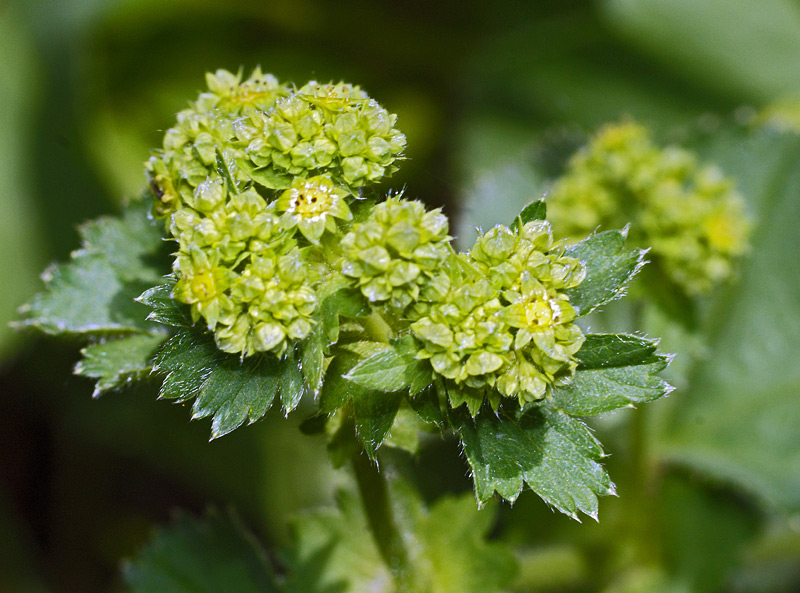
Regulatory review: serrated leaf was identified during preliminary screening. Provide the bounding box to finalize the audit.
[565,229,647,316]
[75,333,166,397]
[124,508,281,593]
[300,287,363,399]
[154,327,301,438]
[510,199,547,229]
[319,344,384,414]
[552,334,672,416]
[344,336,431,394]
[280,347,305,413]
[320,341,405,457]
[17,201,167,336]
[353,388,404,459]
[453,406,613,518]
[137,282,191,328]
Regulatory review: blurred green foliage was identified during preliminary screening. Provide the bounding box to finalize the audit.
[3,0,800,592]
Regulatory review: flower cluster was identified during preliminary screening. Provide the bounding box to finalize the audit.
[235,81,407,189]
[340,197,452,309]
[547,121,750,294]
[411,220,586,411]
[149,69,406,357]
[146,68,290,218]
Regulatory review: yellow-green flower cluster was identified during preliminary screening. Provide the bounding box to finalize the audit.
[547,121,750,294]
[411,220,586,410]
[146,68,290,217]
[235,81,406,189]
[340,197,451,309]
[170,186,319,358]
[149,69,408,358]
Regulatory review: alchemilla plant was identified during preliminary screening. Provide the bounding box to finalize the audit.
[19,68,701,591]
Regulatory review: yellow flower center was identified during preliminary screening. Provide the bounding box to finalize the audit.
[524,298,559,330]
[190,271,218,302]
[286,181,335,219]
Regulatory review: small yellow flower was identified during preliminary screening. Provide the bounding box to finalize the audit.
[276,176,352,243]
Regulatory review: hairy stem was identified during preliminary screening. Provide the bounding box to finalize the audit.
[351,451,414,591]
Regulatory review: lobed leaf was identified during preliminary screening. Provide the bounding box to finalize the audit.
[75,333,166,397]
[552,333,673,416]
[453,406,614,519]
[124,508,281,593]
[565,229,647,316]
[154,327,303,439]
[16,201,168,336]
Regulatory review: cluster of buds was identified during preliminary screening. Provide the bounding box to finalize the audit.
[149,69,406,357]
[340,197,452,309]
[547,121,750,294]
[148,68,594,412]
[411,221,586,411]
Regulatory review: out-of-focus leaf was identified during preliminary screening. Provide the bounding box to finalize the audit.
[16,201,166,336]
[410,490,517,593]
[453,406,614,519]
[286,490,390,593]
[566,230,647,316]
[604,0,800,103]
[124,508,281,593]
[75,333,166,396]
[657,473,758,593]
[656,127,800,511]
[286,483,516,593]
[551,334,672,416]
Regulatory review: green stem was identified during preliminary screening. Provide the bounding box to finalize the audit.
[351,451,414,591]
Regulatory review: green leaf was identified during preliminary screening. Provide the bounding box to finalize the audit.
[353,388,404,459]
[280,347,305,413]
[453,406,614,519]
[344,335,432,394]
[137,282,191,328]
[510,199,547,229]
[413,493,518,593]
[124,508,281,593]
[286,490,391,593]
[300,286,365,399]
[286,483,516,593]
[565,229,647,316]
[75,333,166,397]
[154,327,299,439]
[16,201,167,336]
[320,341,405,457]
[550,333,672,416]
